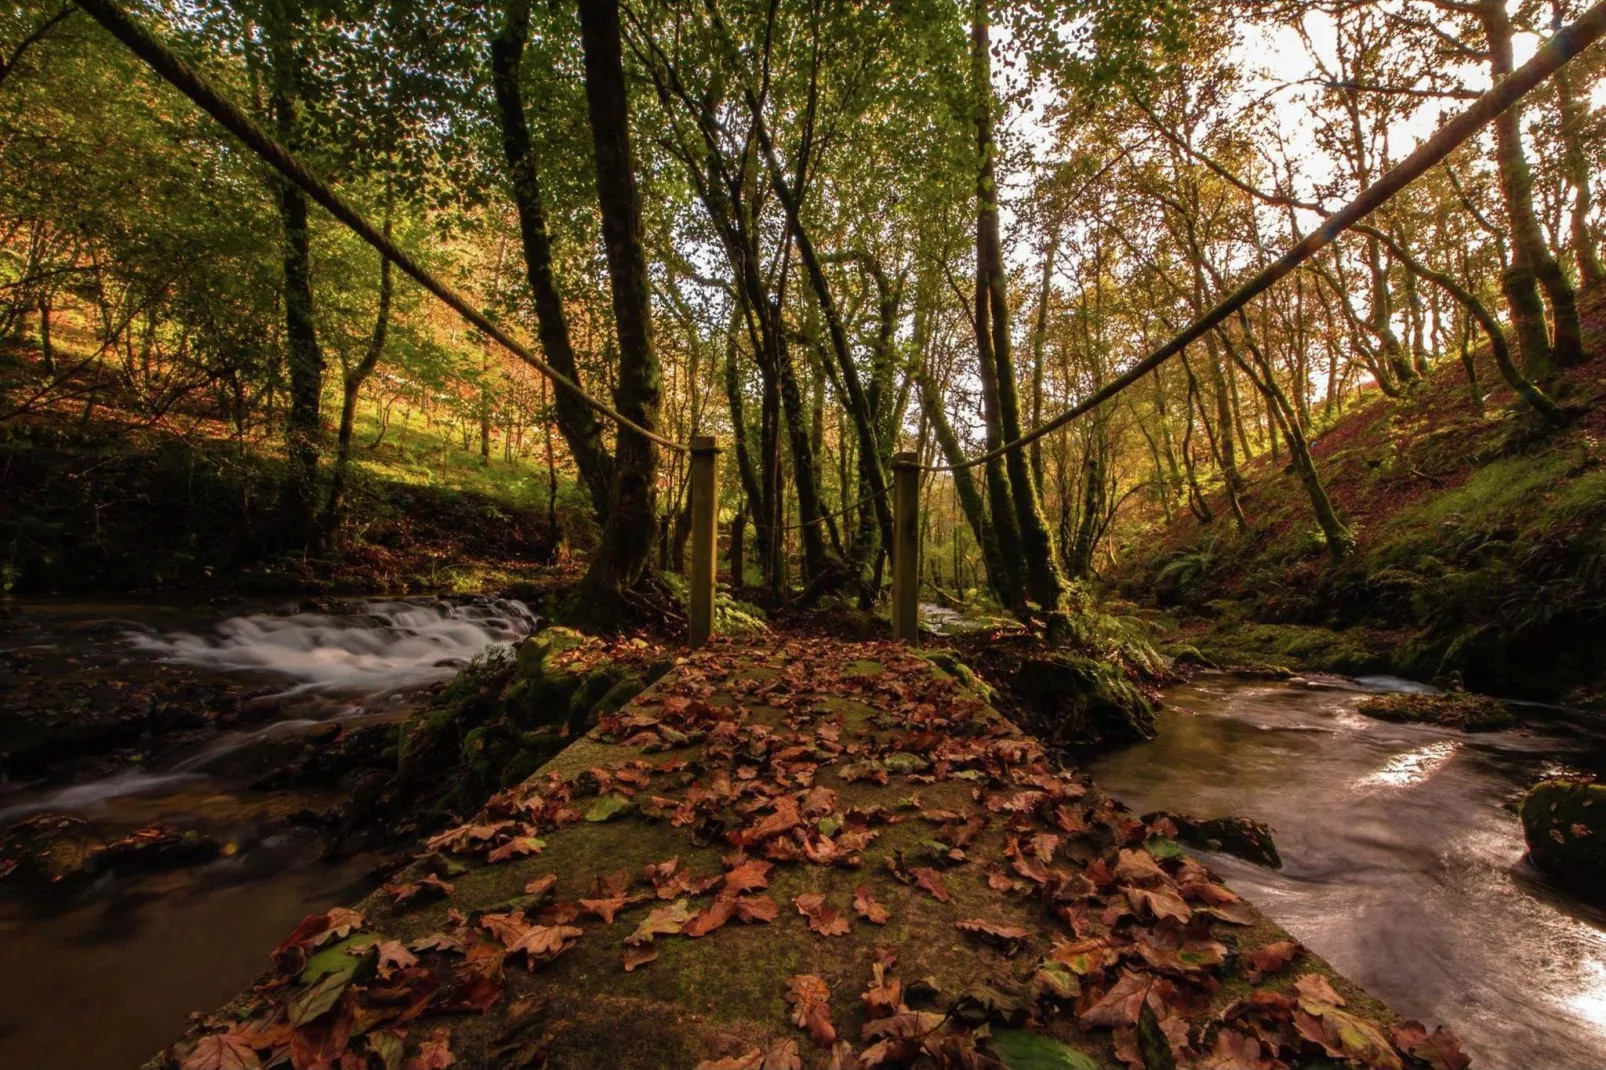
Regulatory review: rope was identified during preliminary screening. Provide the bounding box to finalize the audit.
[918,0,1606,473]
[782,485,890,531]
[75,0,687,454]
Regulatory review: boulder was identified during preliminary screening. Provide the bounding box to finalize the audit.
[1007,652,1157,746]
[1522,778,1606,890]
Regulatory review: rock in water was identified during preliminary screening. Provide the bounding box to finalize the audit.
[1522,778,1606,892]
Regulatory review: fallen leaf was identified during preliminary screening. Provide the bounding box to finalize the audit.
[585,793,634,822]
[956,918,1028,952]
[1078,970,1158,1029]
[1245,941,1300,981]
[723,859,773,894]
[487,836,546,864]
[1390,1022,1471,1070]
[407,1027,455,1070]
[986,1028,1099,1069]
[376,941,419,978]
[794,892,852,936]
[1293,972,1344,1006]
[1198,1027,1277,1069]
[578,895,644,924]
[1295,1002,1401,1070]
[622,945,658,972]
[763,1038,802,1070]
[182,1034,261,1070]
[785,974,836,1046]
[733,895,781,923]
[684,895,736,938]
[625,899,693,945]
[693,1051,763,1070]
[910,867,951,903]
[852,885,890,925]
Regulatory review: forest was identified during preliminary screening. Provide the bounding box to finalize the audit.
[2,0,1606,1068]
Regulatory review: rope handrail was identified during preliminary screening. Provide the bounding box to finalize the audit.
[782,485,891,531]
[917,0,1606,473]
[74,0,687,454]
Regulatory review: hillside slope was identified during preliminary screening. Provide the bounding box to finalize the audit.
[1114,286,1606,703]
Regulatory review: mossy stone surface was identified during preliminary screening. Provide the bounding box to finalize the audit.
[1522,779,1606,890]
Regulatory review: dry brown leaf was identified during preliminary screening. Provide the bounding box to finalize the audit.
[723,859,773,894]
[852,885,890,925]
[625,899,693,945]
[406,1027,455,1070]
[794,893,852,937]
[1293,972,1345,1007]
[182,1034,261,1070]
[785,974,837,1046]
[910,867,951,903]
[621,945,658,972]
[1245,940,1301,981]
[684,895,736,938]
[692,1051,763,1070]
[733,895,781,924]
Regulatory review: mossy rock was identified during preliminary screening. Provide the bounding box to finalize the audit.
[1356,691,1515,732]
[1522,779,1606,892]
[1154,813,1282,869]
[516,626,590,681]
[919,649,993,703]
[1009,653,1157,746]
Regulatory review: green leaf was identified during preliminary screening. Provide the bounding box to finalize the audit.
[585,793,634,822]
[288,970,354,1026]
[298,933,382,985]
[817,814,843,837]
[1146,837,1184,860]
[884,752,931,774]
[987,1029,1100,1070]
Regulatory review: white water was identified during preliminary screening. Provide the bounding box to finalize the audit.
[126,597,537,699]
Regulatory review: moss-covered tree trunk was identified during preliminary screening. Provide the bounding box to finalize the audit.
[973,1,1063,614]
[577,0,660,597]
[265,3,323,548]
[1480,0,1586,379]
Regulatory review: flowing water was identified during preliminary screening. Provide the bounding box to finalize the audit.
[5,601,1605,1068]
[0,596,537,1070]
[1091,673,1606,1070]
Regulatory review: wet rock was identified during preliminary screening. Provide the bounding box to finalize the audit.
[1149,811,1283,868]
[1006,652,1157,747]
[1357,691,1515,732]
[1521,778,1606,891]
[85,824,222,875]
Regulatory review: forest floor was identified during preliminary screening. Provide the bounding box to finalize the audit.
[0,319,586,599]
[1114,284,1606,704]
[147,634,1457,1070]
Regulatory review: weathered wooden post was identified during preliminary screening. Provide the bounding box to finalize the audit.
[891,451,919,643]
[688,435,720,648]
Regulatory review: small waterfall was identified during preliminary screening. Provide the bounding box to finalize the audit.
[125,596,538,699]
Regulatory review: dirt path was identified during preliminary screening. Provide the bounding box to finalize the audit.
[150,637,1464,1070]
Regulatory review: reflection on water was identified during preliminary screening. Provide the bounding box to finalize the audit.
[0,849,375,1070]
[1090,675,1606,1070]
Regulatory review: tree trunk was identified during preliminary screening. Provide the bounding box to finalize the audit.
[973,2,1063,614]
[1553,36,1605,288]
[492,0,615,517]
[915,367,1011,607]
[266,7,323,548]
[322,216,394,544]
[577,0,661,597]
[1480,0,1585,377]
[1029,234,1057,498]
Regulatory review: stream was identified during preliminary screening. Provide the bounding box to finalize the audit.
[1,602,1603,1068]
[0,596,536,1070]
[1091,673,1606,1070]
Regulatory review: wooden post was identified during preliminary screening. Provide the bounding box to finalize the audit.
[891,451,919,643]
[688,435,720,648]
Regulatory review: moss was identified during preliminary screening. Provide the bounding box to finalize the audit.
[1522,779,1606,892]
[1006,653,1157,746]
[1356,692,1515,731]
[919,649,993,702]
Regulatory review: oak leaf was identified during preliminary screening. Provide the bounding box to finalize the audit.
[723,859,773,894]
[1245,940,1301,981]
[909,867,950,903]
[684,895,736,938]
[794,892,851,936]
[852,885,890,925]
[625,899,693,945]
[486,836,546,864]
[785,974,837,1046]
[1389,1021,1470,1070]
[693,1052,763,1070]
[622,945,658,972]
[733,895,781,924]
